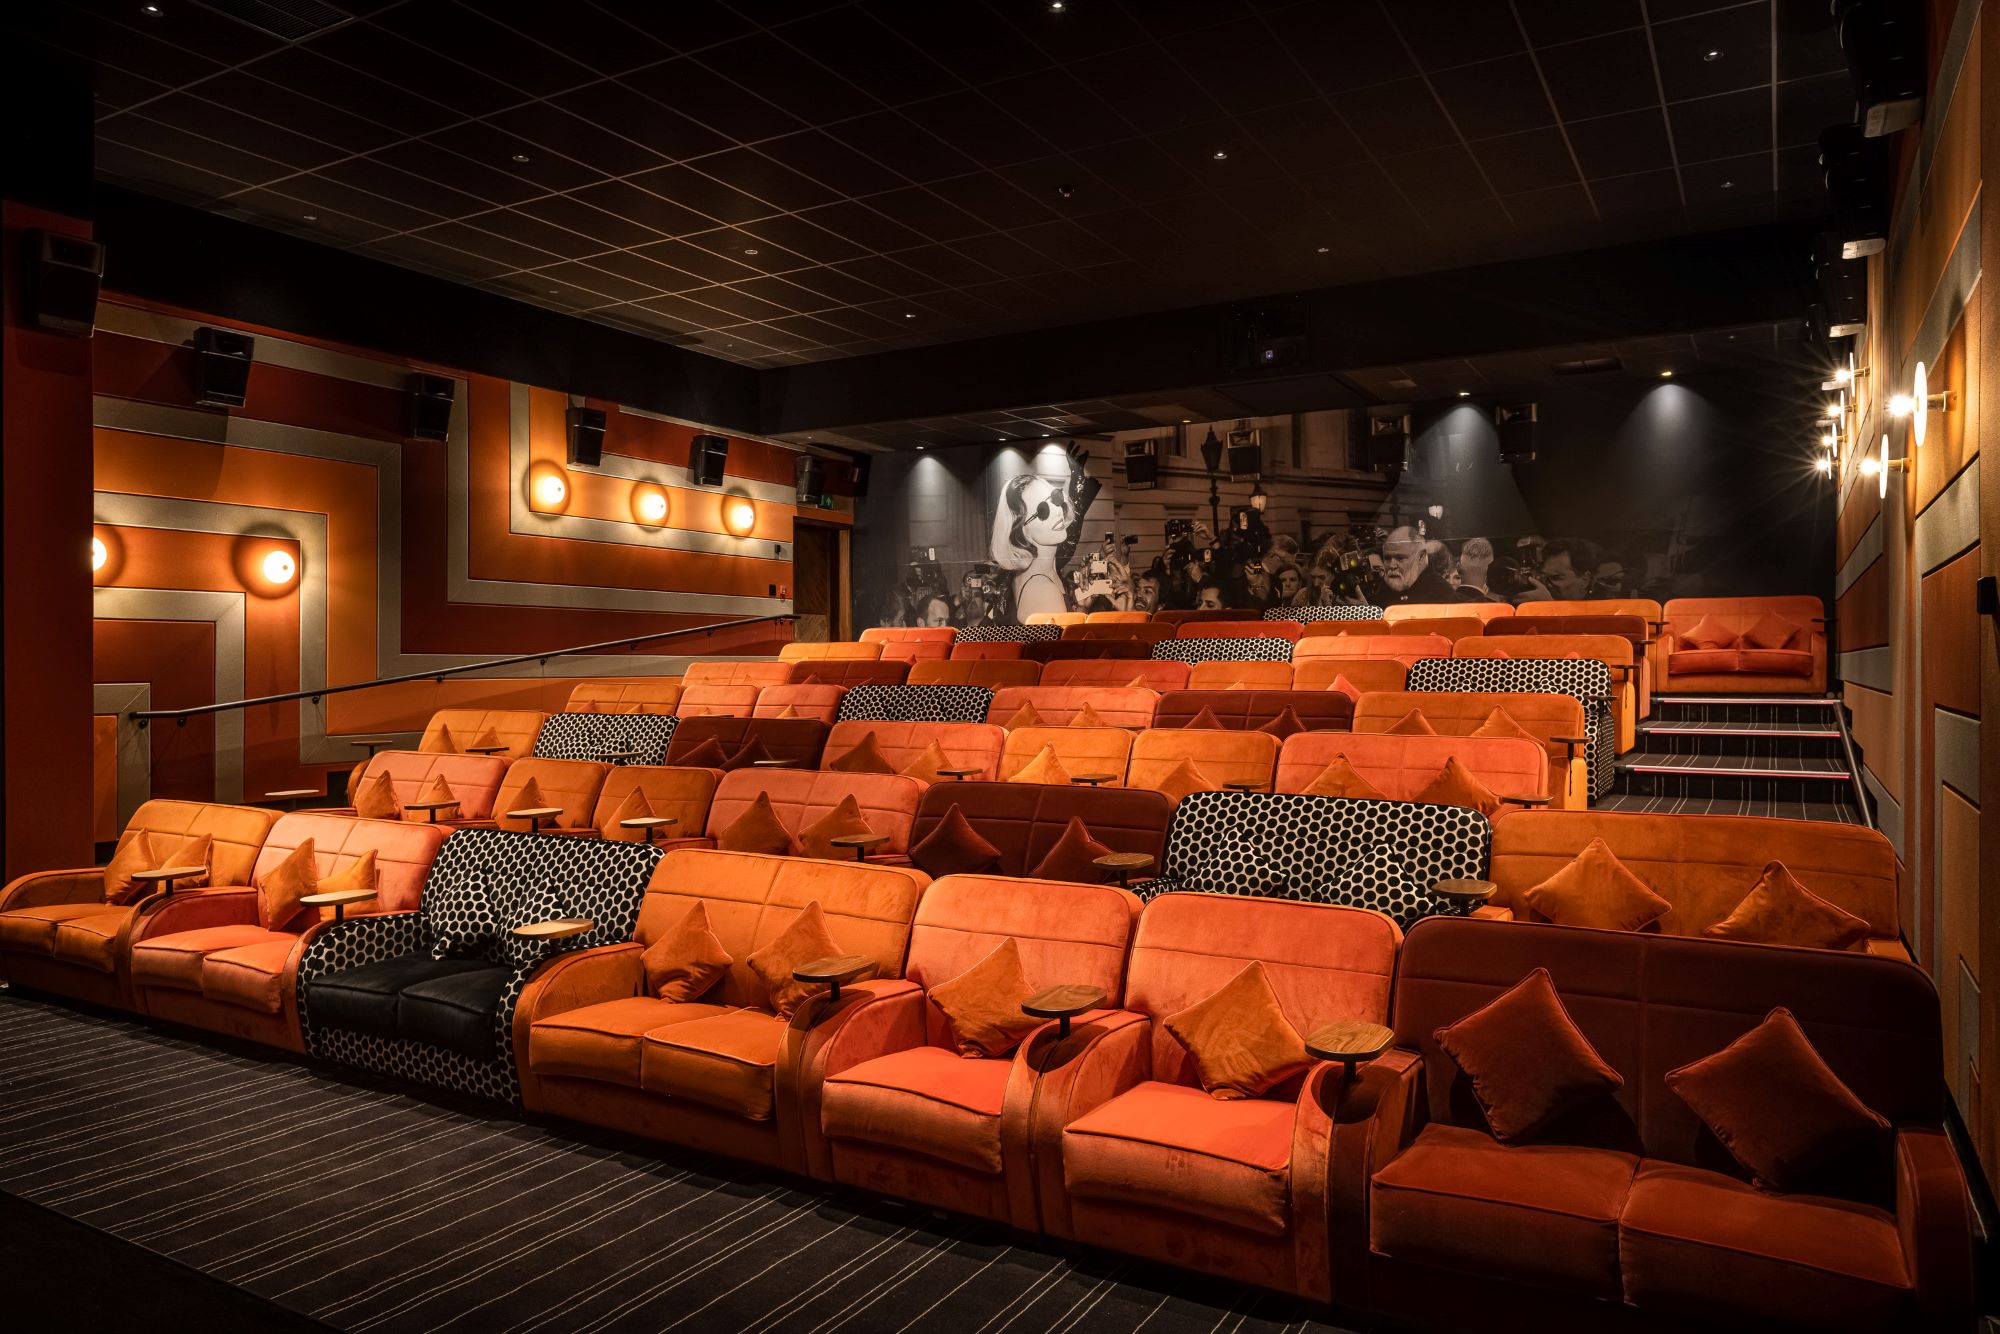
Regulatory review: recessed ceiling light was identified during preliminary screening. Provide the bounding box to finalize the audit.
[904,312,916,319]
[1660,369,1674,378]
[1457,391,1470,398]
[1720,180,1735,190]
[140,3,161,14]
[511,153,530,163]
[548,288,559,295]
[302,214,317,222]
[1211,150,1229,160]
[1704,49,1722,62]
[1057,183,1075,199]
[743,248,758,255]
[1316,245,1329,253]
[1049,1,1065,11]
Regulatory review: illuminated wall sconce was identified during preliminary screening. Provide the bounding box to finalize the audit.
[1822,353,1868,392]
[262,548,298,586]
[632,482,669,526]
[1907,360,1951,447]
[1248,479,1268,512]
[723,497,757,536]
[91,537,107,571]
[530,464,570,513]
[1813,454,1835,476]
[1858,433,1909,499]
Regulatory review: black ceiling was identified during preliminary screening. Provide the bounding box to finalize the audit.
[30,0,1849,369]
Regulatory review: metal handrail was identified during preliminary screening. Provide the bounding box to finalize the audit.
[131,612,797,727]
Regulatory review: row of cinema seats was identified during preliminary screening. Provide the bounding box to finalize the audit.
[0,786,1961,1329]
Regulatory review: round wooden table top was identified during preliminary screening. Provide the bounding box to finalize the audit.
[131,865,207,884]
[1022,984,1107,1019]
[299,888,378,907]
[619,815,678,829]
[508,806,565,821]
[1306,1020,1396,1065]
[512,917,594,940]
[792,952,873,984]
[830,832,891,847]
[1093,851,1155,871]
[1433,878,1499,903]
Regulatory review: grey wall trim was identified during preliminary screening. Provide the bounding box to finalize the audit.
[1863,765,1904,858]
[1955,961,1979,1115]
[1838,646,1894,691]
[1888,0,1983,263]
[1834,513,1883,598]
[93,683,152,828]
[1914,457,1982,575]
[1898,197,1981,392]
[93,588,245,802]
[1935,707,1981,803]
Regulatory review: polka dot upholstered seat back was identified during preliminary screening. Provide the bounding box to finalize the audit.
[835,684,994,724]
[532,712,679,765]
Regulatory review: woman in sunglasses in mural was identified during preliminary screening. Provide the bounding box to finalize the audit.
[989,444,1100,621]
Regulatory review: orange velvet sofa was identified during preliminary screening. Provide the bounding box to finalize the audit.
[1152,688,1354,731]
[816,873,1143,1219]
[580,765,722,846]
[1276,731,1552,811]
[907,782,1173,878]
[1293,659,1410,697]
[1294,634,1452,668]
[334,750,510,825]
[518,849,928,1172]
[1661,595,1828,694]
[860,626,957,663]
[1084,609,1151,624]
[675,682,764,717]
[565,681,683,714]
[824,720,1007,779]
[1025,611,1088,626]
[1384,616,1486,641]
[419,708,548,760]
[1353,690,1592,809]
[0,799,280,1010]
[1383,601,1513,624]
[1484,809,1905,957]
[987,685,1159,728]
[1343,917,1972,1331]
[128,812,449,1051]
[1487,612,1657,717]
[1176,619,1307,642]
[780,641,884,663]
[480,758,611,833]
[1186,660,1296,690]
[1459,633,1639,752]
[1060,621,1176,644]
[667,715,830,768]
[682,660,793,690]
[1039,659,1190,692]
[948,640,1026,661]
[1126,727,1280,796]
[750,682,848,724]
[908,658,1043,689]
[690,769,927,861]
[999,725,1135,785]
[787,658,910,687]
[1044,892,1401,1300]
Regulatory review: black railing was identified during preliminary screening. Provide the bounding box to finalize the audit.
[130,613,797,727]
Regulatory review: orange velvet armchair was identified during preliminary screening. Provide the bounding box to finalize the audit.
[823,720,1006,779]
[1662,595,1828,694]
[986,685,1159,728]
[1353,690,1593,809]
[1275,731,1552,811]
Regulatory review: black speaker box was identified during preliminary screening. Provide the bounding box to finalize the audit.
[566,407,607,466]
[26,230,103,337]
[690,432,729,486]
[1820,125,1891,257]
[1124,440,1158,488]
[794,454,826,505]
[1365,414,1409,472]
[1495,402,1538,464]
[407,374,455,441]
[193,326,255,408]
[1837,0,1926,137]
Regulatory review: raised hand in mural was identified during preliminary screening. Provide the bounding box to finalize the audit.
[1053,441,1101,575]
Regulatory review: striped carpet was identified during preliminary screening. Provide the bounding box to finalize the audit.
[0,994,1360,1334]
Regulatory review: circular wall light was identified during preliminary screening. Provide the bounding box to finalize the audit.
[633,482,669,525]
[1886,393,1915,419]
[91,537,107,571]
[1912,360,1930,447]
[1813,454,1834,476]
[723,497,756,536]
[262,549,298,586]
[530,465,570,512]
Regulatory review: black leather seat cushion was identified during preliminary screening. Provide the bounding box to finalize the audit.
[397,963,511,1060]
[310,955,508,1059]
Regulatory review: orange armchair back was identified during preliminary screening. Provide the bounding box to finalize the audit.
[491,758,610,831]
[706,768,927,856]
[588,764,721,839]
[908,659,1042,689]
[353,751,509,822]
[566,681,682,715]
[750,683,847,724]
[676,683,763,718]
[1292,659,1408,696]
[999,725,1134,783]
[116,799,281,890]
[682,660,793,689]
[250,811,446,915]
[421,708,548,760]
[780,641,884,663]
[987,685,1158,728]
[824,720,1006,779]
[1127,728,1279,794]
[1275,732,1548,805]
[1185,660,1295,690]
[1293,634,1450,665]
[1039,659,1190,691]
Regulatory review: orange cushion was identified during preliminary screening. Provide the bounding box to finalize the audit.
[354,770,399,821]
[910,804,1002,878]
[1164,960,1311,1100]
[929,937,1039,1057]
[641,900,732,1002]
[421,723,458,754]
[200,936,298,1013]
[52,907,134,973]
[716,792,798,856]
[0,903,114,955]
[1152,755,1215,805]
[470,726,503,751]
[899,739,950,783]
[600,786,655,841]
[1385,709,1436,736]
[167,833,214,889]
[416,773,457,812]
[1027,816,1111,884]
[1258,706,1306,739]
[132,924,281,992]
[640,1008,788,1119]
[1184,706,1224,729]
[799,794,876,861]
[999,702,1044,731]
[746,900,842,1019]
[530,997,733,1088]
[1414,756,1500,816]
[676,737,731,768]
[1011,745,1071,786]
[103,830,162,905]
[1470,707,1538,744]
[510,776,548,818]
[721,739,773,770]
[1063,1081,1295,1236]
[821,1046,1010,1173]
[1740,610,1801,650]
[1302,755,1387,801]
[1682,614,1737,650]
[1433,967,1623,1142]
[312,850,376,923]
[1069,702,1107,728]
[829,731,896,774]
[255,838,319,931]
[1523,838,1671,932]
[1666,1008,1889,1191]
[1703,861,1870,951]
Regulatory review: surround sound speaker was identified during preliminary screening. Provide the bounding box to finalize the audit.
[1495,402,1538,463]
[1836,0,1925,137]
[1366,414,1409,472]
[1124,439,1159,488]
[795,454,827,506]
[193,326,255,408]
[26,230,103,337]
[1820,125,1890,258]
[1812,236,1867,328]
[1225,438,1261,479]
[690,432,729,486]
[406,374,455,441]
[566,407,607,466]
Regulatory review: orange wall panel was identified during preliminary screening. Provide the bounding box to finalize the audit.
[1923,547,1983,717]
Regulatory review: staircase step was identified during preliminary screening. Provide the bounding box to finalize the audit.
[1639,720,1842,739]
[1654,694,1840,707]
[1616,754,1852,781]
[1594,791,1867,824]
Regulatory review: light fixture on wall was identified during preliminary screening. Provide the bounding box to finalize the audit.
[1906,360,1951,447]
[1858,433,1908,499]
[632,482,669,526]
[1248,479,1268,512]
[723,497,756,536]
[261,549,297,586]
[531,467,569,512]
[1814,454,1835,476]
[91,537,107,571]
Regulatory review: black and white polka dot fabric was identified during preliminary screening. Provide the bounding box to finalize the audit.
[298,828,660,1105]
[836,684,994,723]
[1264,606,1381,623]
[954,624,1061,643]
[533,712,678,764]
[1405,656,1615,799]
[426,865,502,961]
[1134,791,1490,931]
[502,878,578,968]
[1150,636,1295,665]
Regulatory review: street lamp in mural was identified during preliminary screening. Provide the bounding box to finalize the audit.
[1199,426,1224,535]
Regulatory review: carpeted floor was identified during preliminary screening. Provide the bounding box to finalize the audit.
[0,993,1364,1333]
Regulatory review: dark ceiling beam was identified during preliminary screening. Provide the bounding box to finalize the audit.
[757,220,1817,434]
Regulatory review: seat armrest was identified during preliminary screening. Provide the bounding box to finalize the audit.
[1470,903,1513,922]
[1010,1008,1151,1239]
[776,978,926,1179]
[0,867,106,913]
[1328,1048,1425,1306]
[296,909,428,1039]
[1896,1127,1976,1330]
[1287,1061,1345,1304]
[511,942,646,1077]
[133,886,261,942]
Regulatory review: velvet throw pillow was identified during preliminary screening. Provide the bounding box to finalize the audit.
[1470,707,1539,744]
[642,900,733,1002]
[1681,613,1737,650]
[900,739,951,783]
[1740,611,1802,650]
[1414,756,1501,816]
[1000,702,1044,731]
[1434,967,1623,1142]
[509,776,549,823]
[469,726,503,752]
[102,830,162,904]
[674,737,732,769]
[1011,745,1071,786]
[1165,960,1311,1100]
[1327,674,1361,701]
[1069,702,1107,728]
[747,900,843,1019]
[1384,709,1436,736]
[1666,1007,1889,1191]
[354,770,400,821]
[799,794,877,860]
[421,724,458,754]
[929,937,1040,1057]
[1153,755,1214,804]
[828,731,895,774]
[1302,755,1387,801]
[1123,676,1151,689]
[1258,707,1307,740]
[255,838,320,931]
[1027,816,1112,883]
[161,833,214,889]
[910,804,1003,877]
[721,739,773,771]
[416,773,458,816]
[313,849,377,920]
[1523,837,1671,932]
[1702,861,1870,951]
[1185,706,1225,730]
[600,785,655,841]
[774,704,801,719]
[716,792,797,856]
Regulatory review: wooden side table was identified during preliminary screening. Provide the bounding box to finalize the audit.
[752,758,798,768]
[793,953,874,1003]
[262,788,321,810]
[1070,772,1116,787]
[508,806,565,833]
[830,832,890,861]
[1023,984,1107,1039]
[130,865,207,896]
[1223,780,1263,792]
[404,799,461,823]
[512,917,595,942]
[466,744,511,756]
[299,888,377,923]
[1433,878,1499,908]
[936,767,981,781]
[1306,1020,1397,1083]
[596,748,644,765]
[1499,794,1555,810]
[620,815,678,844]
[1092,852,1155,888]
[349,738,396,757]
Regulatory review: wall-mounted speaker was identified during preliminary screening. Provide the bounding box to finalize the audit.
[1820,125,1890,258]
[849,452,871,498]
[1836,0,1925,137]
[566,407,607,466]
[1124,439,1159,488]
[193,326,255,408]
[794,454,827,506]
[690,432,729,486]
[1813,235,1868,327]
[1495,402,1538,464]
[1366,413,1409,472]
[26,230,103,337]
[1225,437,1261,479]
[406,374,455,441]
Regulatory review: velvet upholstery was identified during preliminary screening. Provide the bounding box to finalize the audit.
[986,685,1158,728]
[1487,614,1656,718]
[824,720,1006,780]
[1384,616,1487,641]
[585,766,720,843]
[565,681,683,714]
[999,726,1134,785]
[948,641,1026,662]
[681,660,794,689]
[1293,634,1452,667]
[907,659,1042,689]
[1184,660,1296,690]
[779,641,886,662]
[1021,640,1152,664]
[1025,611,1087,626]
[1661,596,1827,694]
[749,683,847,724]
[1291,658,1411,697]
[1059,622,1176,644]
[1084,610,1151,623]
[907,782,1171,878]
[1152,689,1353,732]
[675,683,763,718]
[699,769,926,860]
[1461,634,1639,751]
[419,709,548,760]
[1355,690,1592,809]
[666,715,830,768]
[488,759,611,832]
[860,627,957,664]
[1384,602,1515,624]
[1127,729,1279,795]
[1275,731,1550,808]
[1038,659,1190,692]
[1176,619,1306,642]
[784,659,910,687]
[1486,810,1903,957]
[1150,609,1266,626]
[342,751,513,824]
